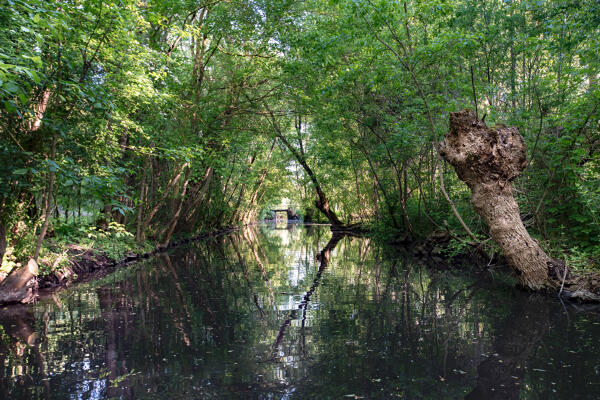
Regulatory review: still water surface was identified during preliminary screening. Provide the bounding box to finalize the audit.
[1,224,599,399]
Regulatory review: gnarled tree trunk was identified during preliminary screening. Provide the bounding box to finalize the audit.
[439,110,599,301]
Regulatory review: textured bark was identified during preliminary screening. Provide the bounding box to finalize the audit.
[439,110,548,289]
[28,87,52,132]
[439,110,600,300]
[0,259,38,305]
[0,223,6,266]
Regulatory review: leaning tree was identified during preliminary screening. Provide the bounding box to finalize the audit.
[439,110,600,301]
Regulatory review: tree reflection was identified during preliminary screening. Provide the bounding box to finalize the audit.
[466,296,550,400]
[0,305,49,399]
[0,225,598,399]
[271,232,345,354]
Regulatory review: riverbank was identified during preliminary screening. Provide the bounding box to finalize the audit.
[2,223,599,400]
[2,221,597,307]
[0,223,244,306]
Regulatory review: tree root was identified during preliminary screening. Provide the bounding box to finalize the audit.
[538,259,600,302]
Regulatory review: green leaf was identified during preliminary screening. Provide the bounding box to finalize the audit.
[4,81,19,93]
[4,100,17,112]
[30,56,42,67]
[29,70,41,83]
[48,160,60,172]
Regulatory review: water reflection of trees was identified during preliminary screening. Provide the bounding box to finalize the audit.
[0,225,599,399]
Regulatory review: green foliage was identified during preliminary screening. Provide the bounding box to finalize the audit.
[0,0,598,270]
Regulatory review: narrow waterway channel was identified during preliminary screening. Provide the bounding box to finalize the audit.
[1,224,599,399]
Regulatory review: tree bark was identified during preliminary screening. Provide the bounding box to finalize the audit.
[0,222,6,267]
[158,169,191,247]
[0,259,38,304]
[439,110,600,301]
[439,110,547,288]
[138,162,189,242]
[28,87,52,132]
[34,133,57,261]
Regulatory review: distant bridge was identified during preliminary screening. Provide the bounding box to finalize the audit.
[270,208,298,220]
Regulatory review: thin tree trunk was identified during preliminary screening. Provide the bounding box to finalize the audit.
[139,162,189,241]
[510,43,517,109]
[0,222,6,266]
[28,87,52,132]
[242,141,276,224]
[229,183,247,225]
[159,169,191,247]
[183,167,213,223]
[264,103,344,227]
[34,133,57,261]
[136,155,150,243]
[77,184,81,221]
[360,144,400,229]
[364,124,413,232]
[438,160,478,242]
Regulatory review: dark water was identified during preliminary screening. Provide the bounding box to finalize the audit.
[1,224,599,399]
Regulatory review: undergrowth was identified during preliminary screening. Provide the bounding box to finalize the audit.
[1,220,153,278]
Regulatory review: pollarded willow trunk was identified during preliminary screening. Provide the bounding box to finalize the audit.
[439,110,551,289]
[471,183,550,288]
[439,110,600,301]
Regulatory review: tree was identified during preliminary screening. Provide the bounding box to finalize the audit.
[440,110,599,300]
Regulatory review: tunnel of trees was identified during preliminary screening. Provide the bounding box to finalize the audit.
[0,0,599,302]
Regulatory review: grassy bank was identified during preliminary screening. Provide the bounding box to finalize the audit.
[1,220,153,282]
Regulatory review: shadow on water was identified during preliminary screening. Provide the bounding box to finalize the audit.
[0,224,599,399]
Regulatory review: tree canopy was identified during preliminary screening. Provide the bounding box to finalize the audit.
[1,0,599,275]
